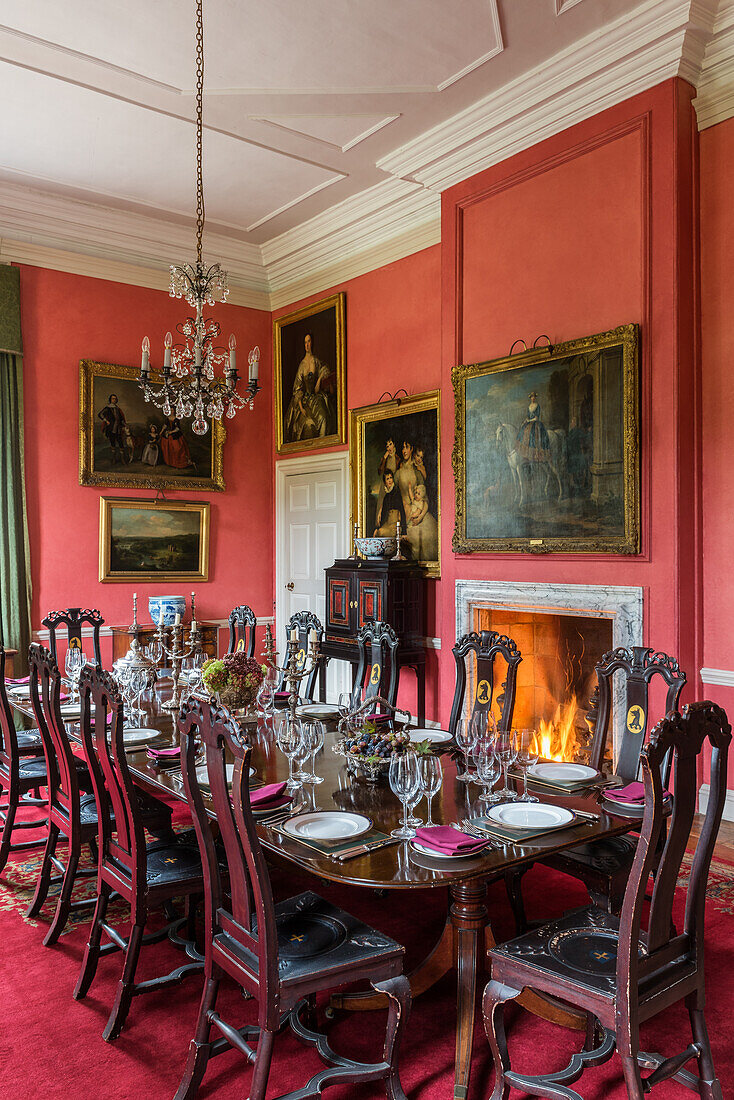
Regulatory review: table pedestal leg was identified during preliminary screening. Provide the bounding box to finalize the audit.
[451,878,488,1100]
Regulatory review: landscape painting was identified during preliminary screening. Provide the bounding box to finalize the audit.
[99,498,210,582]
[351,390,440,576]
[452,324,639,555]
[80,360,225,491]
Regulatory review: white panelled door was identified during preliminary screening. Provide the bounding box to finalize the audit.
[277,456,349,702]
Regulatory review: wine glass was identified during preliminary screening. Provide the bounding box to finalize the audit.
[514,729,539,802]
[389,752,420,840]
[256,675,274,717]
[129,668,148,726]
[276,715,303,792]
[64,647,83,703]
[419,755,443,827]
[303,720,325,784]
[454,718,476,783]
[495,727,518,802]
[475,743,502,805]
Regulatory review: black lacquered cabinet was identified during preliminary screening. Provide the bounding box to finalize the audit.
[322,558,427,724]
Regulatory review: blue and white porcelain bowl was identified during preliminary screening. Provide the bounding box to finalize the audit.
[148,594,186,626]
[355,536,397,559]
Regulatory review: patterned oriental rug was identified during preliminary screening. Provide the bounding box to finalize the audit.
[1,811,732,1100]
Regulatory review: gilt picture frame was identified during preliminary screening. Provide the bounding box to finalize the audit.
[452,324,640,555]
[350,390,441,578]
[273,292,346,455]
[99,497,210,583]
[80,359,226,491]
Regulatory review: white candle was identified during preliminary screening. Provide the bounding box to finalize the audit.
[191,619,198,632]
[159,609,165,627]
[164,331,172,370]
[249,345,260,382]
[309,628,317,644]
[229,333,236,373]
[290,627,297,642]
[141,336,150,374]
[174,612,181,626]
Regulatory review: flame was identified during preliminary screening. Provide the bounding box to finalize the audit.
[531,693,582,762]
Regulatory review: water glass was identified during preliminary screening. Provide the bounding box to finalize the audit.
[514,728,539,802]
[389,752,420,840]
[419,754,443,826]
[495,728,518,802]
[454,718,476,783]
[302,719,325,784]
[129,668,148,725]
[475,744,502,805]
[276,715,303,792]
[64,647,84,703]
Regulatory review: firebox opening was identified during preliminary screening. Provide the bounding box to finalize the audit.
[472,607,613,765]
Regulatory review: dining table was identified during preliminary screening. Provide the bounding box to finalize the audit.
[11,680,638,1100]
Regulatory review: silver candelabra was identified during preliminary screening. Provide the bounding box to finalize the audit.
[154,593,203,711]
[263,624,319,731]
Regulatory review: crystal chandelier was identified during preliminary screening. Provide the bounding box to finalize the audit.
[138,0,260,435]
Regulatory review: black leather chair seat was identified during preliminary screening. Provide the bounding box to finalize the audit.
[553,834,637,875]
[215,890,404,983]
[145,837,202,887]
[17,729,43,754]
[14,755,49,782]
[493,906,646,1000]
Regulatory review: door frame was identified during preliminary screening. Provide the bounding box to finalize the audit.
[274,449,351,664]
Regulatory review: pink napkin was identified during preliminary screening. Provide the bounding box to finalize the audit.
[250,781,290,810]
[274,691,290,698]
[364,712,391,723]
[414,825,490,855]
[146,745,179,762]
[6,675,30,684]
[605,782,671,804]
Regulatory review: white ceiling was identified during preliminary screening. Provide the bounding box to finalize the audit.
[0,0,731,304]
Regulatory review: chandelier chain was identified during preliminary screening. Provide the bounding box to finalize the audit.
[195,0,205,268]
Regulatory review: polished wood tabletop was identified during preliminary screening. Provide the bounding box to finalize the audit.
[12,681,636,1100]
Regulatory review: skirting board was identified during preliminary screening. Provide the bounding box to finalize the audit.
[698,783,734,822]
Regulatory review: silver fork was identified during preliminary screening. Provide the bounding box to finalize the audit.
[452,820,502,848]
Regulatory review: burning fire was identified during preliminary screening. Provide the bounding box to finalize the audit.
[531,693,583,762]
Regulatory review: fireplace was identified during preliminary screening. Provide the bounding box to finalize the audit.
[455,580,643,765]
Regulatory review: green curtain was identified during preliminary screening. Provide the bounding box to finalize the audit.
[0,265,31,674]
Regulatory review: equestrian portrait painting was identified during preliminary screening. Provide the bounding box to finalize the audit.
[273,292,346,455]
[79,360,225,491]
[452,325,639,554]
[351,390,440,577]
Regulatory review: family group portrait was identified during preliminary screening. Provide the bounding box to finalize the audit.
[353,392,441,573]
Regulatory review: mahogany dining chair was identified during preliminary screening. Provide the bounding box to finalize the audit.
[174,696,411,1100]
[483,700,730,1100]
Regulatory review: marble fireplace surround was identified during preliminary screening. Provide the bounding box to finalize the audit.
[455,580,644,761]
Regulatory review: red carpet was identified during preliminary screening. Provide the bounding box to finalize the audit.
[1,823,732,1099]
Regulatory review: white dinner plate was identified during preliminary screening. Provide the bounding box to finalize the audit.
[8,684,31,697]
[282,811,371,842]
[408,728,452,745]
[603,791,671,809]
[195,764,256,787]
[120,727,160,747]
[410,840,481,861]
[528,762,599,785]
[296,703,341,720]
[486,803,575,830]
[60,703,81,717]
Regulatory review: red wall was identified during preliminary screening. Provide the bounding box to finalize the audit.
[19,266,274,657]
[699,113,734,765]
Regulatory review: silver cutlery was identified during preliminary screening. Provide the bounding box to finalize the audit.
[333,837,401,862]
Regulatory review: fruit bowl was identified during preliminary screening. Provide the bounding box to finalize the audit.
[334,726,412,783]
[355,536,397,559]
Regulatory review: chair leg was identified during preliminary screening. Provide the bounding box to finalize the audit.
[103,921,144,1041]
[372,974,411,1100]
[43,846,79,946]
[74,881,111,1000]
[503,868,528,933]
[88,836,98,864]
[173,976,220,1100]
[25,822,58,919]
[482,979,522,1100]
[620,1053,645,1098]
[0,788,17,873]
[249,1028,275,1100]
[688,1001,723,1100]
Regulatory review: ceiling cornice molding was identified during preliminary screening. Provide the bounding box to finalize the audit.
[376,0,717,191]
[262,178,440,297]
[693,0,734,128]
